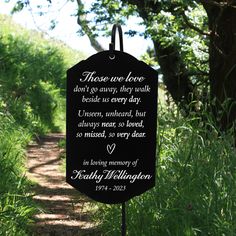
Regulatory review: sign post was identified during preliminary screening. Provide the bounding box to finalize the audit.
[66,24,158,234]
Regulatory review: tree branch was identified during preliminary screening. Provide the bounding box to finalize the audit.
[199,0,228,7]
[123,0,197,111]
[76,0,104,52]
[182,11,210,36]
[190,61,210,76]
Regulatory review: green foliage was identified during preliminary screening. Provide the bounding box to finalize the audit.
[140,47,158,67]
[9,0,211,105]
[0,14,84,133]
[96,109,236,235]
[58,138,66,172]
[0,14,85,235]
[77,0,210,105]
[0,114,36,236]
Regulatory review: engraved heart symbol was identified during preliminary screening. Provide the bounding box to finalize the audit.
[107,143,116,155]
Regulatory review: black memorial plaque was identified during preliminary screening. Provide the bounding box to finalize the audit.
[66,50,158,204]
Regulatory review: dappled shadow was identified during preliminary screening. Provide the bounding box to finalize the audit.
[31,183,100,236]
[32,184,95,220]
[32,184,88,201]
[33,133,65,145]
[28,157,59,174]
[27,133,101,236]
[33,224,99,236]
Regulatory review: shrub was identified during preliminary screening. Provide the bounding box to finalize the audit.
[0,113,36,236]
[0,14,85,235]
[0,14,85,133]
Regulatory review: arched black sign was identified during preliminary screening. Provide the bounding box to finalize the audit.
[66,48,158,204]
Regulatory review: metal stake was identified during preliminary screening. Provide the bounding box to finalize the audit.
[122,202,126,236]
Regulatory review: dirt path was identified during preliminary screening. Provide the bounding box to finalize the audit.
[27,133,100,236]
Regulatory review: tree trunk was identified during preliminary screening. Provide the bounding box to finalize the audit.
[76,0,104,52]
[203,2,236,131]
[153,41,195,112]
[125,0,196,112]
[76,0,196,112]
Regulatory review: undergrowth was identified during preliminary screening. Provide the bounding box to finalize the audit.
[0,14,85,235]
[95,107,236,235]
[0,114,35,236]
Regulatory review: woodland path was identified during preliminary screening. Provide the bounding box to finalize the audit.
[26,133,100,236]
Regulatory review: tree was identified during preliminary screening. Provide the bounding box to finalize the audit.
[8,0,236,134]
[76,0,208,113]
[75,0,236,134]
[200,0,236,132]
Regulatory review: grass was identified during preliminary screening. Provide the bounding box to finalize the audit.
[58,138,66,172]
[0,14,85,235]
[0,114,36,236]
[95,106,236,235]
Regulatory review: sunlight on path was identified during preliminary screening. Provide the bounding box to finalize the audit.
[26,133,99,236]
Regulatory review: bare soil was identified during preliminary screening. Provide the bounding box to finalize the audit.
[26,133,100,236]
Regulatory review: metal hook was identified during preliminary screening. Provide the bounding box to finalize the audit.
[109,24,124,60]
